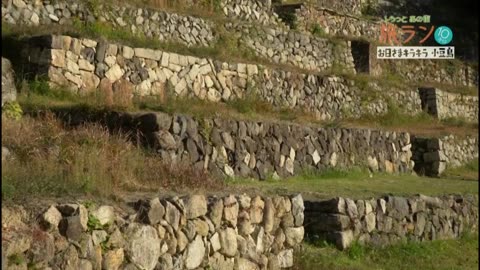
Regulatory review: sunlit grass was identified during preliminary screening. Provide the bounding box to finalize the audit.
[295,232,479,270]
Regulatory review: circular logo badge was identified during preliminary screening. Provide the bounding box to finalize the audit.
[434,26,453,45]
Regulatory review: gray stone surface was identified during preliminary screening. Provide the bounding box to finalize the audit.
[1,58,16,107]
[304,194,479,249]
[19,34,426,122]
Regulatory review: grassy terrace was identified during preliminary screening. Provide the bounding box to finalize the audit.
[2,14,478,98]
[229,161,478,200]
[1,64,476,199]
[295,231,479,270]
[2,83,478,201]
[16,81,479,139]
[3,90,478,270]
[3,110,478,201]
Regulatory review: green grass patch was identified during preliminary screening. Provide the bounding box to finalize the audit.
[443,159,479,181]
[295,232,479,270]
[228,168,478,199]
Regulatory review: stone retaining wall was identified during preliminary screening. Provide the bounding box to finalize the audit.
[304,194,479,249]
[2,0,216,47]
[3,0,338,74]
[1,193,305,269]
[221,0,284,27]
[412,135,478,176]
[53,109,415,179]
[314,0,362,16]
[375,59,479,87]
[2,0,356,74]
[5,0,477,88]
[225,22,356,73]
[294,4,381,40]
[418,88,478,122]
[18,34,422,121]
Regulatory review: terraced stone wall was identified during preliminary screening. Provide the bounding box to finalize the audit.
[294,4,382,40]
[375,59,479,87]
[1,0,216,47]
[3,0,353,74]
[225,22,357,73]
[315,0,363,15]
[7,0,477,87]
[221,0,285,26]
[53,109,415,179]
[418,88,478,122]
[304,194,479,250]
[18,35,422,121]
[1,194,305,269]
[412,135,478,176]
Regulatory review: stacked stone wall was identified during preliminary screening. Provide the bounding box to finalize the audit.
[3,0,356,74]
[225,22,356,73]
[1,193,305,269]
[4,0,477,88]
[418,88,478,122]
[376,59,478,87]
[314,0,363,15]
[221,0,285,27]
[18,34,422,121]
[294,4,381,40]
[412,135,478,176]
[52,109,415,179]
[304,194,479,249]
[1,0,215,47]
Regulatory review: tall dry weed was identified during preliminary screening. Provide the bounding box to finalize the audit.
[2,113,222,200]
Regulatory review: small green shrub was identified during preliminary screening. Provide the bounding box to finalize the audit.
[198,118,213,144]
[2,101,23,120]
[87,214,106,231]
[28,79,76,100]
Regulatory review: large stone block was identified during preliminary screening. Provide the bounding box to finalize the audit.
[1,58,16,107]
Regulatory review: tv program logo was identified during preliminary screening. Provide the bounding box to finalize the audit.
[378,16,455,59]
[434,26,453,45]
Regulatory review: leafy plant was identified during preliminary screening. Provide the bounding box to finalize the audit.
[198,118,213,144]
[83,201,96,210]
[87,214,106,231]
[2,101,23,120]
[100,235,111,252]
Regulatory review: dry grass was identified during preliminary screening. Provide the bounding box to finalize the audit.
[16,79,478,141]
[123,0,224,19]
[1,114,223,200]
[342,114,478,139]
